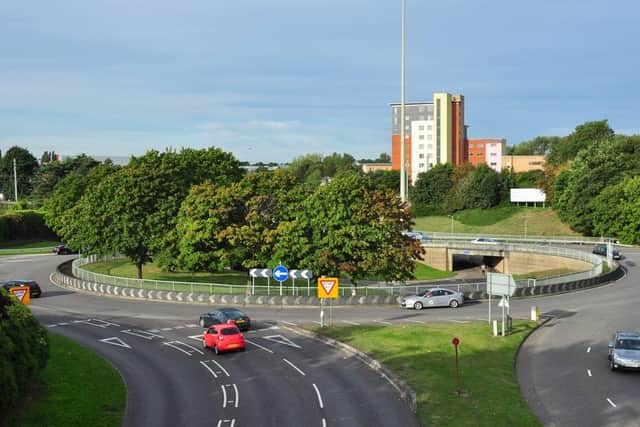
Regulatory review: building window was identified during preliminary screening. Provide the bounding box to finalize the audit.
[469,144,474,148]
[419,153,424,159]
[490,153,496,156]
[427,134,432,140]
[419,135,425,140]
[491,143,496,147]
[419,163,425,168]
[418,144,424,149]
[427,125,432,131]
[418,106,424,112]
[418,125,424,131]
[427,144,433,150]
[490,162,497,166]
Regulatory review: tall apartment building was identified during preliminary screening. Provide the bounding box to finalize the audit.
[466,138,505,172]
[391,93,466,184]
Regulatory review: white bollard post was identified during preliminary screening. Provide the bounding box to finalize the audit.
[492,320,498,336]
[530,306,539,321]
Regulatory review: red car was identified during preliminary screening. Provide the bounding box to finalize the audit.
[202,321,246,354]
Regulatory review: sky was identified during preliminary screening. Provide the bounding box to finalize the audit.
[2,0,639,164]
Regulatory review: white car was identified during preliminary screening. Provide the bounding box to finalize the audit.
[471,237,498,245]
[399,288,464,310]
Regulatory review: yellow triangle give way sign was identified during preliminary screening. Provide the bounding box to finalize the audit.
[317,277,339,299]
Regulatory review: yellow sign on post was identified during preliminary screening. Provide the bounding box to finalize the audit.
[317,277,339,299]
[8,286,31,305]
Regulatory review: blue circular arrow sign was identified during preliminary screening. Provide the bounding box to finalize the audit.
[272,265,289,282]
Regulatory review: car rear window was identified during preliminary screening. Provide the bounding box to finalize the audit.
[616,339,640,350]
[221,327,241,335]
[223,310,245,320]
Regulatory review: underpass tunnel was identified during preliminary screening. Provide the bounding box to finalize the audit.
[451,254,504,274]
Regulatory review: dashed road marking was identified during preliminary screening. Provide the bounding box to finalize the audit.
[406,319,425,324]
[163,340,204,356]
[587,369,592,377]
[342,320,361,326]
[280,321,297,326]
[607,398,617,408]
[283,358,306,376]
[207,359,230,377]
[121,329,164,340]
[374,319,392,325]
[312,383,324,409]
[587,347,591,353]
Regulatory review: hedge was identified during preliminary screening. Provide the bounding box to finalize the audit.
[0,210,57,241]
[0,289,49,414]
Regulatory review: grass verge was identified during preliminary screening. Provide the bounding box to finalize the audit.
[312,321,541,427]
[7,333,126,427]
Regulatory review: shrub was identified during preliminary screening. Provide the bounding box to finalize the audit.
[0,289,49,414]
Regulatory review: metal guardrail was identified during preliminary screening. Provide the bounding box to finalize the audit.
[73,241,605,298]
[417,231,612,245]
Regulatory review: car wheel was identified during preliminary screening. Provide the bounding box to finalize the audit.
[414,301,423,310]
[214,345,219,355]
[199,318,205,328]
[449,299,459,308]
[610,360,616,371]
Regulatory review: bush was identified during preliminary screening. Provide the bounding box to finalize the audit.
[0,289,49,414]
[0,210,57,241]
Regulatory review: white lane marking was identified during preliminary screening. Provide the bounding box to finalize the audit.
[283,358,306,376]
[312,320,322,325]
[186,324,199,328]
[587,347,591,353]
[322,419,327,427]
[80,318,120,328]
[59,322,69,326]
[233,383,239,408]
[200,360,218,379]
[342,320,361,326]
[280,321,297,326]
[216,419,236,427]
[148,329,161,333]
[121,329,164,340]
[161,327,173,331]
[173,325,185,330]
[99,337,132,349]
[187,334,203,342]
[162,340,204,356]
[607,398,617,408]
[406,319,425,324]
[374,319,393,325]
[245,339,274,354]
[312,383,324,409]
[262,335,302,349]
[208,359,230,377]
[221,384,228,408]
[47,324,58,328]
[448,319,469,324]
[587,369,592,377]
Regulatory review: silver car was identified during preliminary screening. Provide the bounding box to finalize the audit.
[608,331,640,371]
[399,288,464,310]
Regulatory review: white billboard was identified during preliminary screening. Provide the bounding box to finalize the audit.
[510,188,546,203]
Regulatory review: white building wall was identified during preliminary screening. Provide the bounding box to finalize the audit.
[485,141,504,172]
[410,119,435,183]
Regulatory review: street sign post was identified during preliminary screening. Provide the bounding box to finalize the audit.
[452,337,461,393]
[317,277,339,327]
[8,286,30,305]
[290,269,313,296]
[249,268,272,295]
[272,265,289,296]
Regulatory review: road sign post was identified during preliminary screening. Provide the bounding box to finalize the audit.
[317,277,339,327]
[452,337,461,393]
[272,265,289,296]
[250,268,272,296]
[8,286,30,305]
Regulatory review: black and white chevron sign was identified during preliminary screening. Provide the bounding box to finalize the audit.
[249,268,272,278]
[290,269,313,279]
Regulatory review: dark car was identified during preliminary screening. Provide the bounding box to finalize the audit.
[53,244,77,255]
[1,280,42,298]
[592,244,621,260]
[199,308,251,331]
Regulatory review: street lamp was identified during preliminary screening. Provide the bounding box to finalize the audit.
[399,0,407,203]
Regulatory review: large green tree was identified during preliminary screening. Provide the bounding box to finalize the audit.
[506,136,562,155]
[554,135,640,234]
[32,154,100,202]
[455,164,500,210]
[273,172,422,284]
[547,120,614,165]
[410,164,454,207]
[0,146,38,200]
[592,176,640,245]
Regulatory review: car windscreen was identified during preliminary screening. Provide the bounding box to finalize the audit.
[616,339,640,350]
[221,327,240,335]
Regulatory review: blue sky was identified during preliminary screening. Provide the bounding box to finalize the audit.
[2,0,639,163]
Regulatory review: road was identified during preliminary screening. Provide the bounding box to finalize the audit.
[2,254,420,427]
[3,248,640,426]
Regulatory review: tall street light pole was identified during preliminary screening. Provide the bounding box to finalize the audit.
[399,0,407,203]
[13,158,18,202]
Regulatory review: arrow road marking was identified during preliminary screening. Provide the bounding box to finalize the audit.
[246,339,274,353]
[262,334,302,349]
[79,318,120,328]
[163,340,204,356]
[121,329,164,340]
[99,337,132,349]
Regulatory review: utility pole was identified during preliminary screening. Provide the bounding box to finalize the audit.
[13,158,18,202]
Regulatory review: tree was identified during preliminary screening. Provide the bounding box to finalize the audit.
[547,120,614,165]
[366,169,400,193]
[455,164,500,210]
[506,136,562,155]
[554,135,640,234]
[410,164,454,206]
[32,154,100,202]
[592,176,640,245]
[273,172,422,284]
[0,146,38,199]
